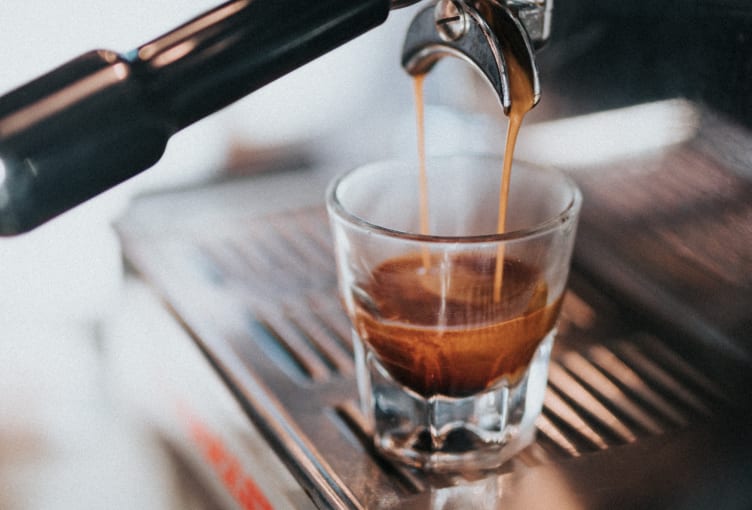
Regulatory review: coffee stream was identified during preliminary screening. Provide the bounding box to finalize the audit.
[412,52,535,301]
[350,56,549,398]
[412,74,431,269]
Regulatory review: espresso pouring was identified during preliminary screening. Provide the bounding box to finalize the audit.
[350,48,548,398]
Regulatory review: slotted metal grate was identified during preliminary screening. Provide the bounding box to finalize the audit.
[573,145,752,347]
[118,203,735,509]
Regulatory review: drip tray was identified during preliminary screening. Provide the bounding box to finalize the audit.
[116,193,747,509]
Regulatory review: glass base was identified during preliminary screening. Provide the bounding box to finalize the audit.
[354,332,554,473]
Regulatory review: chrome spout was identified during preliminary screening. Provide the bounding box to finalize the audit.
[401,0,546,114]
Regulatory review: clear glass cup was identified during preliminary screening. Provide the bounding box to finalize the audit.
[326,154,582,472]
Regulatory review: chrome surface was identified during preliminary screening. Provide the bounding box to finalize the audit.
[434,0,469,42]
[116,123,751,506]
[496,0,552,48]
[401,0,540,114]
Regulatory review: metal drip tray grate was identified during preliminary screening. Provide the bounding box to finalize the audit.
[117,202,739,509]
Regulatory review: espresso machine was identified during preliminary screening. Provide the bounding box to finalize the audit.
[2,1,751,508]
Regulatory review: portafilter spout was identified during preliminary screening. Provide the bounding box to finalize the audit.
[402,0,550,114]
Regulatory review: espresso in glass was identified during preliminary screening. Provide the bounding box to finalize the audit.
[327,156,581,471]
[353,253,562,398]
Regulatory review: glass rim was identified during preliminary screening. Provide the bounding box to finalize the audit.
[326,154,582,244]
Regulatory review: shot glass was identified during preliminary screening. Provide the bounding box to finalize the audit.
[326,154,581,472]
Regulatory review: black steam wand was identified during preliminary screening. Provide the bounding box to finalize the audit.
[0,0,408,235]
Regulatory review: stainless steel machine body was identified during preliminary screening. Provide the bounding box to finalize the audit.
[2,0,751,507]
